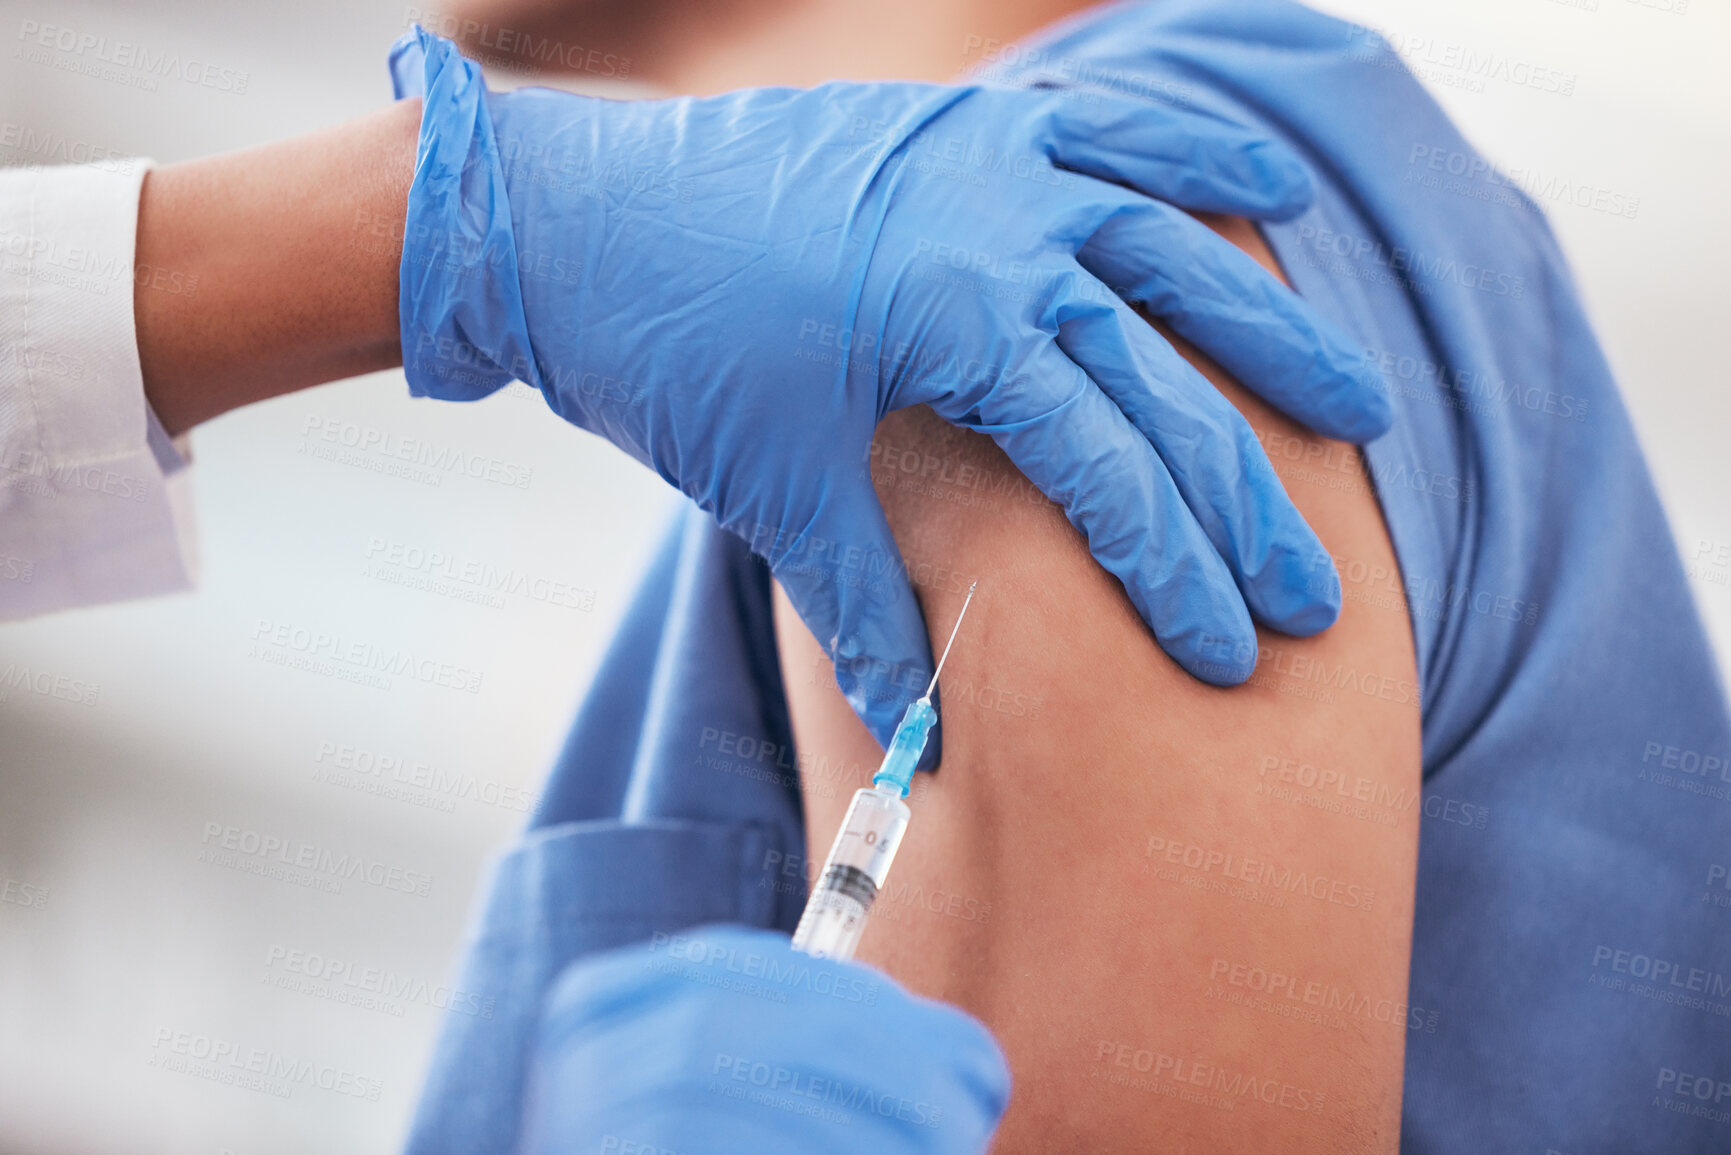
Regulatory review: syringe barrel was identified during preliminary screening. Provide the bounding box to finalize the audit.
[790,784,911,961]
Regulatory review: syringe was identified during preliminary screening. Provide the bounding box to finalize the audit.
[791,581,977,962]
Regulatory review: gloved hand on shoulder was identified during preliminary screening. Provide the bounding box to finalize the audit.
[389,27,1392,751]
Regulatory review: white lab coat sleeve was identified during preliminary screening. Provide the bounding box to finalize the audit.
[0,160,199,620]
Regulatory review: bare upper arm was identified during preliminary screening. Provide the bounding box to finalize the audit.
[773,215,1420,1153]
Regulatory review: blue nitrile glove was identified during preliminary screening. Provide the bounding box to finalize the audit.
[516,926,1010,1155]
[388,28,1393,749]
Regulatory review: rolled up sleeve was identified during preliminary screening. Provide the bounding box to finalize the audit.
[0,159,199,619]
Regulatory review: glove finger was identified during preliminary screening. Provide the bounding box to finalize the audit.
[1076,194,1393,443]
[760,478,940,755]
[927,340,1258,683]
[1052,280,1341,637]
[1025,89,1314,221]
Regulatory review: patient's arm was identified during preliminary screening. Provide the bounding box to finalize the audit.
[772,216,1420,1153]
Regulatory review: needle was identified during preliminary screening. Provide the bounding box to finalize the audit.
[921,580,977,700]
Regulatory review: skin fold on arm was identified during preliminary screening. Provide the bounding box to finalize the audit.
[773,217,1422,1153]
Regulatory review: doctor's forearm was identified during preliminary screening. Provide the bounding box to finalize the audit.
[134,99,421,437]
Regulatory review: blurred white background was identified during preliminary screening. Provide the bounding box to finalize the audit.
[0,0,1725,1151]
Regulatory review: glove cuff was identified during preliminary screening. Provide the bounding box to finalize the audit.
[393,25,536,402]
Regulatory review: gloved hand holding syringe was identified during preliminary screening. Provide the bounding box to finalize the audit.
[793,582,979,962]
